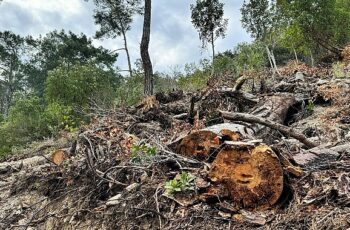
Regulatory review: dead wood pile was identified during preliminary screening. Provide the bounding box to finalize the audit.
[1,69,350,229]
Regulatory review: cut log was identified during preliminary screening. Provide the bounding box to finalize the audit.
[250,94,296,127]
[176,131,220,159]
[51,149,67,166]
[209,143,284,210]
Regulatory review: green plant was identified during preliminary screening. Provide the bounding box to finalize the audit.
[332,62,347,78]
[44,102,77,134]
[165,172,195,194]
[0,96,47,156]
[304,100,315,117]
[45,64,120,110]
[130,144,157,162]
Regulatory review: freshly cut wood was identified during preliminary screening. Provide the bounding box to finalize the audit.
[176,131,220,159]
[203,123,254,140]
[219,111,318,148]
[209,143,284,209]
[51,149,67,166]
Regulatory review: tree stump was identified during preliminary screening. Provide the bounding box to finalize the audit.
[209,143,284,209]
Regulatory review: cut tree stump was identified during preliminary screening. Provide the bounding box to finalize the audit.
[209,143,284,209]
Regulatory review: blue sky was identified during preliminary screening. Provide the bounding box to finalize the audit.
[0,0,251,73]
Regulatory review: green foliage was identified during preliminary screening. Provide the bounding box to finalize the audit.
[280,0,350,56]
[306,101,315,114]
[177,59,211,91]
[25,30,117,98]
[165,172,195,194]
[332,62,348,79]
[130,144,157,163]
[44,102,77,134]
[93,0,142,39]
[0,96,46,155]
[241,0,272,41]
[45,64,119,110]
[232,42,267,74]
[0,31,27,115]
[190,0,228,48]
[115,74,144,106]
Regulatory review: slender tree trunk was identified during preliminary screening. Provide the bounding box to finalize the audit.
[293,47,299,63]
[140,0,153,96]
[211,31,215,76]
[3,60,14,117]
[265,45,280,76]
[120,23,133,77]
[265,45,274,71]
[309,48,315,67]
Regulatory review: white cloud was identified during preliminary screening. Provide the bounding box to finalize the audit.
[0,0,251,73]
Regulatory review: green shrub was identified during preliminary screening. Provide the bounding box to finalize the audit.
[177,60,211,91]
[0,96,47,156]
[332,62,347,78]
[115,74,144,106]
[45,64,119,110]
[44,102,77,134]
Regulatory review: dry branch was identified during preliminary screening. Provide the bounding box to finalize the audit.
[219,110,318,148]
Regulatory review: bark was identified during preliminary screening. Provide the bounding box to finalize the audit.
[121,27,133,77]
[219,111,318,148]
[233,75,248,91]
[211,31,215,76]
[265,45,280,76]
[293,48,299,63]
[140,0,153,96]
[310,48,315,67]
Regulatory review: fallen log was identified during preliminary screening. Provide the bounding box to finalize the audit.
[219,111,318,148]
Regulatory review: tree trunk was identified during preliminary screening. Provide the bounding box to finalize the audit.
[265,45,280,76]
[293,47,299,63]
[121,27,133,77]
[211,31,215,76]
[140,0,154,96]
[309,48,315,67]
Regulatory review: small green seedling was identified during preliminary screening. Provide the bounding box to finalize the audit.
[165,172,195,194]
[131,144,157,162]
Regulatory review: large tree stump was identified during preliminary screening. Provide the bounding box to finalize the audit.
[209,143,284,209]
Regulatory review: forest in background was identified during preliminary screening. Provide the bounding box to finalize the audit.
[0,0,350,156]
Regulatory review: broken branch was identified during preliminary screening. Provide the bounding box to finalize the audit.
[219,110,318,148]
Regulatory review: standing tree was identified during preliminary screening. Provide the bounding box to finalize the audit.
[190,0,228,74]
[92,0,142,77]
[278,0,350,58]
[241,0,281,74]
[25,30,117,98]
[0,31,26,116]
[140,0,153,96]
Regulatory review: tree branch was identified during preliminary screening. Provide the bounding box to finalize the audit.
[218,110,318,148]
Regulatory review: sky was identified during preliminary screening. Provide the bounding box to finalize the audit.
[0,0,251,73]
